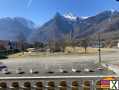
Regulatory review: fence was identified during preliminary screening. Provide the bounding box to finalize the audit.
[0,76,116,90]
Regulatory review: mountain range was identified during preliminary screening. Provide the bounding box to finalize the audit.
[0,17,34,41]
[0,10,119,43]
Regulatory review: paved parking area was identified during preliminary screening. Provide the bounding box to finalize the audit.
[0,49,118,77]
[0,62,115,77]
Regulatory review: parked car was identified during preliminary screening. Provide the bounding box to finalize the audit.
[0,63,7,71]
[16,67,25,74]
[2,68,10,74]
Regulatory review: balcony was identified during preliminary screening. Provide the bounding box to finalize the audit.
[0,75,116,90]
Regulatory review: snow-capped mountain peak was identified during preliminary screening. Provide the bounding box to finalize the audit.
[64,13,89,21]
[63,13,77,20]
[110,9,116,13]
[80,16,89,19]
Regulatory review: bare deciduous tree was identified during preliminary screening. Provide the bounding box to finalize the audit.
[80,38,89,54]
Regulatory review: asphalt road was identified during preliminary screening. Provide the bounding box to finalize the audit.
[0,49,119,77]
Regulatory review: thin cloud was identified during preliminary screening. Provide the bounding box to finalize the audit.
[27,0,33,8]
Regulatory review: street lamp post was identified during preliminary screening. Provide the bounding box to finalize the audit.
[98,33,101,65]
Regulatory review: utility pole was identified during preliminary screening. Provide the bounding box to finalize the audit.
[98,33,101,65]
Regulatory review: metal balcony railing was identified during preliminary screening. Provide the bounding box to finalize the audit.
[0,75,116,90]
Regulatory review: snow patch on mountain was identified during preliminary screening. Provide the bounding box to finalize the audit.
[80,16,89,19]
[63,13,77,20]
[63,13,89,21]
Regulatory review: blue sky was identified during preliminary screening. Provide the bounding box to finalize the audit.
[0,0,119,25]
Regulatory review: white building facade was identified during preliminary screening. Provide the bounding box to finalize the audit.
[118,41,119,48]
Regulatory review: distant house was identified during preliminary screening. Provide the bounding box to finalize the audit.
[0,40,29,50]
[0,40,9,50]
[0,40,25,50]
[90,41,104,48]
[118,41,119,48]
